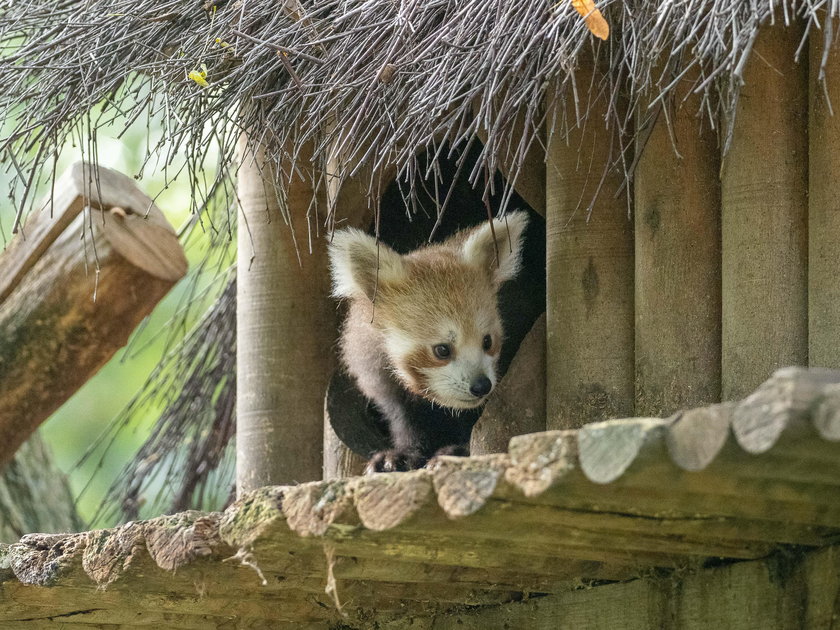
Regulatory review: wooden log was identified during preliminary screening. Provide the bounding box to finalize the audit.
[634,72,721,416]
[236,138,333,493]
[577,417,671,484]
[721,23,809,400]
[732,366,840,454]
[545,66,635,430]
[0,431,83,542]
[665,403,734,471]
[503,429,576,497]
[809,19,840,370]
[470,313,546,455]
[322,412,367,480]
[813,383,840,441]
[0,162,187,467]
[416,545,840,630]
[352,471,433,531]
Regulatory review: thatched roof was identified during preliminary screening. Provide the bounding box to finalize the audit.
[0,0,836,225]
[2,367,839,627]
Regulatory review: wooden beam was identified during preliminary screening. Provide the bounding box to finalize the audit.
[809,18,840,371]
[545,65,635,430]
[0,163,187,467]
[4,373,840,626]
[236,138,333,493]
[634,71,721,416]
[406,545,840,630]
[721,24,809,399]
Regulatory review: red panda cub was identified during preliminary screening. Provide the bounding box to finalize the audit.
[328,212,528,472]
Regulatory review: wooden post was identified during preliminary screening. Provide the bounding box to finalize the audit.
[236,139,334,494]
[809,19,840,370]
[0,163,187,467]
[545,66,635,429]
[634,75,721,416]
[323,402,368,480]
[721,24,809,400]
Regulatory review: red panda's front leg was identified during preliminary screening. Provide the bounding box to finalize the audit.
[364,386,428,473]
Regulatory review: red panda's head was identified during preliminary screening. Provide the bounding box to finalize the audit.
[329,212,528,409]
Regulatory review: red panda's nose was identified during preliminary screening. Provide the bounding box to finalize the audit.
[469,376,492,398]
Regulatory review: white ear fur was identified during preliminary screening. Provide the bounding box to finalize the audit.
[461,211,529,283]
[328,228,405,300]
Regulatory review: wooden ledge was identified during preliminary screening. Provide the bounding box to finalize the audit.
[2,367,840,626]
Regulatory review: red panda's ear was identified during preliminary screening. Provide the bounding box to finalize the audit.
[328,228,405,300]
[461,211,528,284]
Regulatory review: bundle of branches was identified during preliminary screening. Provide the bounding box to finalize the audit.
[1,0,837,232]
[83,275,236,524]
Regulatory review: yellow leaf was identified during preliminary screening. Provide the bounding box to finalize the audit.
[570,0,609,40]
[188,69,209,87]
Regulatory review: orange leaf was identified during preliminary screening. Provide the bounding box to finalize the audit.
[571,0,610,40]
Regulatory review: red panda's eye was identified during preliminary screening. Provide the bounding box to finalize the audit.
[482,335,492,351]
[433,344,451,360]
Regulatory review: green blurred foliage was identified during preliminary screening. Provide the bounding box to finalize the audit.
[0,108,231,527]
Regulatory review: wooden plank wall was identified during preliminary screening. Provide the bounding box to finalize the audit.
[809,22,840,370]
[544,21,833,428]
[634,70,721,416]
[545,63,635,430]
[720,24,809,400]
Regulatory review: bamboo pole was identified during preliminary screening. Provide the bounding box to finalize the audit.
[721,24,809,400]
[809,20,840,370]
[0,163,187,467]
[634,76,721,416]
[545,66,635,429]
[236,140,334,494]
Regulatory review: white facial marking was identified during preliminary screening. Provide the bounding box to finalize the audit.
[421,341,497,409]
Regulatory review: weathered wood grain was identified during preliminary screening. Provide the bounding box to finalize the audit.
[408,546,840,630]
[813,384,840,441]
[0,163,187,467]
[504,429,576,497]
[634,68,721,417]
[720,23,809,399]
[809,19,840,370]
[545,66,635,430]
[236,138,333,493]
[666,403,734,471]
[732,367,840,453]
[577,417,671,484]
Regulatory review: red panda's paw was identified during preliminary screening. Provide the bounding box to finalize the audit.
[365,449,426,474]
[425,444,471,469]
[431,444,470,458]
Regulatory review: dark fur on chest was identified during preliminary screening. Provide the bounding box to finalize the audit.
[386,388,481,456]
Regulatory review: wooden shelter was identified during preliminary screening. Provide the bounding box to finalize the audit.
[2,0,840,627]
